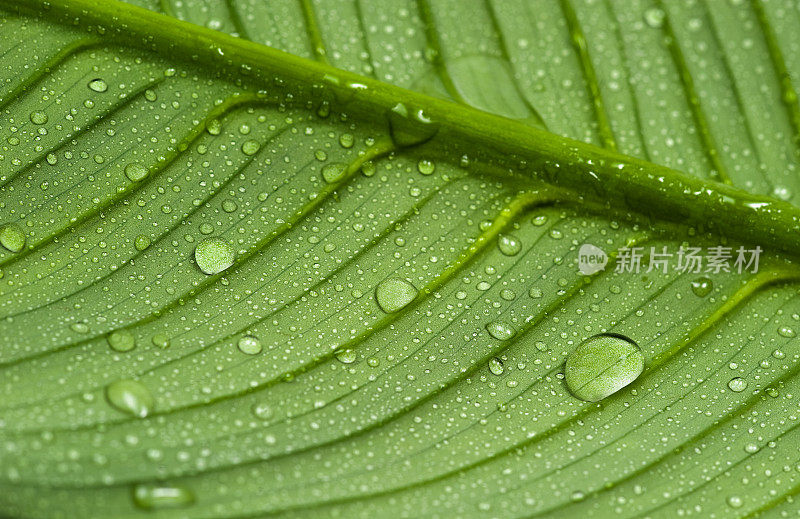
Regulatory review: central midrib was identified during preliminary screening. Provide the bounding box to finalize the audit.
[4,0,800,257]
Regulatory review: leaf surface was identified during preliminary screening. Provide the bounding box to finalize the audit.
[1,1,800,519]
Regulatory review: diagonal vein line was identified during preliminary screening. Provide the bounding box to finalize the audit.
[0,91,265,272]
[483,0,547,129]
[299,0,328,63]
[0,137,396,367]
[0,77,165,192]
[224,0,249,39]
[559,0,617,151]
[751,0,800,156]
[0,37,101,110]
[657,0,732,185]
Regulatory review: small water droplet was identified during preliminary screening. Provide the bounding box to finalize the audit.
[88,78,108,92]
[339,133,354,148]
[488,357,505,375]
[237,335,262,355]
[107,330,136,352]
[222,199,238,213]
[486,321,515,340]
[194,237,235,275]
[30,111,48,125]
[564,334,644,402]
[132,484,194,510]
[335,348,357,364]
[241,139,260,155]
[644,8,665,28]
[728,377,747,392]
[205,119,222,135]
[726,495,743,508]
[0,223,25,252]
[375,278,418,313]
[106,379,154,418]
[417,159,435,175]
[124,162,148,182]
[497,234,521,256]
[152,333,170,348]
[134,234,151,251]
[321,162,347,183]
[70,322,90,334]
[690,276,713,297]
[251,402,273,420]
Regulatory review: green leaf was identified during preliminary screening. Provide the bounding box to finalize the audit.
[1,1,800,518]
[134,0,800,201]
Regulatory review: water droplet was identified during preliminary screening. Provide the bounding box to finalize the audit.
[690,276,713,297]
[778,326,796,338]
[152,333,170,348]
[497,234,521,256]
[88,78,108,92]
[728,377,747,392]
[194,237,235,275]
[241,139,260,155]
[644,8,665,28]
[222,199,238,213]
[335,348,357,364]
[726,495,743,508]
[488,357,505,375]
[70,322,90,334]
[134,234,151,251]
[375,278,417,313]
[30,111,48,125]
[321,162,347,183]
[339,133,354,148]
[106,379,154,418]
[0,223,25,252]
[251,402,273,420]
[107,330,136,352]
[205,119,222,135]
[237,335,262,355]
[417,159,435,175]
[144,89,157,102]
[486,321,515,340]
[124,162,148,182]
[132,484,194,510]
[564,334,644,402]
[387,102,439,147]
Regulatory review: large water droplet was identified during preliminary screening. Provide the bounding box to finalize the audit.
[564,334,644,402]
[106,379,154,418]
[778,326,796,338]
[107,330,136,352]
[0,223,25,252]
[132,484,195,510]
[375,278,417,313]
[237,335,262,355]
[194,237,235,275]
[88,78,108,92]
